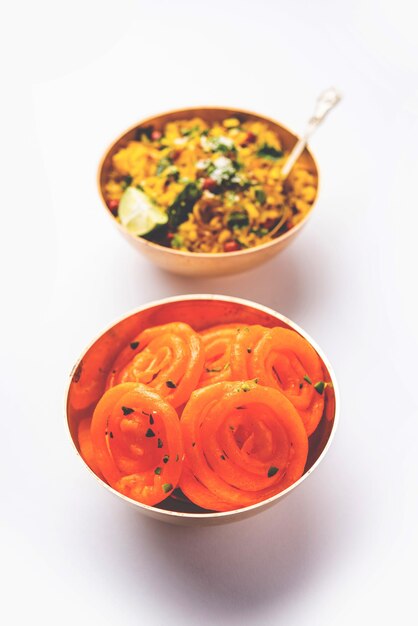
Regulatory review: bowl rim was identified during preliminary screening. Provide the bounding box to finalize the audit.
[97,105,320,259]
[65,294,340,520]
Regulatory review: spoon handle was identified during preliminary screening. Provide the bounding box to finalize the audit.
[281,87,342,179]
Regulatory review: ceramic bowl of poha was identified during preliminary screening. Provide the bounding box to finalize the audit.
[98,107,319,276]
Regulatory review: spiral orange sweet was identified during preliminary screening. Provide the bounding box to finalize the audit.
[230,326,325,436]
[197,323,240,388]
[90,383,184,506]
[179,380,308,511]
[106,322,204,408]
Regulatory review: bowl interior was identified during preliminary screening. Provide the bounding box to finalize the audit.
[98,107,319,254]
[67,297,336,517]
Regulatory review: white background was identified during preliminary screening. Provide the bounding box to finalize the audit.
[1,1,417,624]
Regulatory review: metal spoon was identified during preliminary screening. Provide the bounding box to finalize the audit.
[281,87,342,179]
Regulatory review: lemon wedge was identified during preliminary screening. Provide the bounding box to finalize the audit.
[118,187,168,236]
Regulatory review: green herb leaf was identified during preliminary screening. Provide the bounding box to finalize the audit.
[268,466,279,478]
[170,234,184,249]
[166,380,177,389]
[181,124,200,137]
[168,182,202,228]
[257,144,284,161]
[162,483,173,494]
[163,455,169,464]
[154,467,162,475]
[303,375,312,385]
[135,126,154,141]
[251,227,269,237]
[121,406,134,415]
[156,157,172,176]
[130,341,140,350]
[255,189,266,204]
[121,175,133,190]
[145,428,155,438]
[227,210,249,229]
[314,381,325,394]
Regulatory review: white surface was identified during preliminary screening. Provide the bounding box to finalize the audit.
[1,1,417,624]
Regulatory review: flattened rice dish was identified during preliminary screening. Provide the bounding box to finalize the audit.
[104,117,318,253]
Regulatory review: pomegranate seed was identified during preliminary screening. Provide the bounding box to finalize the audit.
[202,177,216,191]
[262,218,277,230]
[224,240,241,252]
[151,130,162,141]
[108,199,119,215]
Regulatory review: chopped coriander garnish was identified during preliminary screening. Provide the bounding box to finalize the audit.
[157,438,163,448]
[268,466,279,478]
[257,144,284,161]
[154,467,162,475]
[171,234,184,249]
[145,428,155,438]
[181,125,200,136]
[121,175,133,189]
[227,210,249,229]
[162,483,173,494]
[314,381,325,394]
[163,455,169,464]
[121,406,134,415]
[303,375,312,385]
[255,189,266,204]
[168,182,202,229]
[130,341,139,350]
[135,126,153,141]
[166,380,177,389]
[156,156,172,176]
[251,227,269,237]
